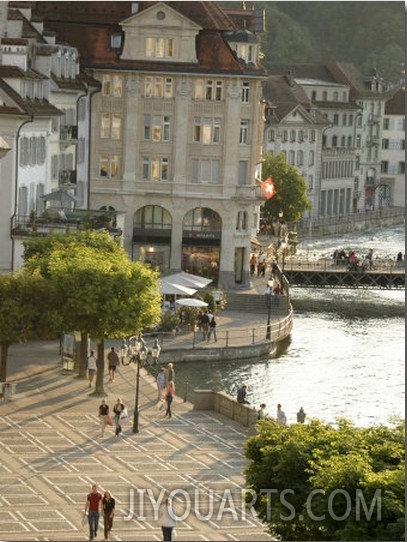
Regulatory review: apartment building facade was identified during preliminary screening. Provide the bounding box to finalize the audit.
[34,1,267,289]
[381,86,405,207]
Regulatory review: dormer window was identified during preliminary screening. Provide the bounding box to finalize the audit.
[146,37,174,59]
[110,33,123,50]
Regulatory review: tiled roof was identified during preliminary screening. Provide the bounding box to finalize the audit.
[262,74,327,124]
[385,87,405,115]
[51,74,88,91]
[1,38,29,45]
[0,78,63,116]
[31,2,266,76]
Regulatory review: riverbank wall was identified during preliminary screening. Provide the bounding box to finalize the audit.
[295,206,404,239]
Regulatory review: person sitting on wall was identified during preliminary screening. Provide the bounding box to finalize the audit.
[237,384,250,404]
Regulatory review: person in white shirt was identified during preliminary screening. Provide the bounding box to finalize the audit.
[276,403,287,426]
[158,497,177,541]
[87,350,97,389]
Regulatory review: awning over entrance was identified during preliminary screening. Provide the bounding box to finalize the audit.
[163,271,213,289]
[159,279,197,296]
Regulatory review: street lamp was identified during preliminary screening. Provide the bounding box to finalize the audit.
[122,334,148,434]
[266,279,273,340]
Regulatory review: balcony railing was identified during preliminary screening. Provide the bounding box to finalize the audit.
[11,210,123,238]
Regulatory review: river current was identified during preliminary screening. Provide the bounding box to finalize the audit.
[173,225,405,427]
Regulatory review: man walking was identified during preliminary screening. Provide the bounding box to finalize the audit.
[107,347,119,382]
[84,484,102,541]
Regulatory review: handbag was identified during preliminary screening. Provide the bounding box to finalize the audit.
[119,408,129,423]
[106,414,112,426]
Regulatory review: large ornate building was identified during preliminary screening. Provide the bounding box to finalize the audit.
[32,1,267,289]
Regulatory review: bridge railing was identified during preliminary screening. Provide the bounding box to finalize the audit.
[283,257,405,273]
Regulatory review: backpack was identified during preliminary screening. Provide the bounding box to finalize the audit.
[210,318,216,328]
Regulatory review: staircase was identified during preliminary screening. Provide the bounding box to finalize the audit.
[223,292,290,315]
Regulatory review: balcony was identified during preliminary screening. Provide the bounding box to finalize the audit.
[11,209,123,239]
[59,169,77,186]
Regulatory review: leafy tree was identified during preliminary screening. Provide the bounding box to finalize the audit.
[244,417,405,540]
[23,231,162,395]
[0,272,53,381]
[261,152,311,224]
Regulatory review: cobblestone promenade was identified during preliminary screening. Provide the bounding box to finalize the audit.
[0,337,273,541]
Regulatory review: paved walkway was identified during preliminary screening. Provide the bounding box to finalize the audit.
[0,289,275,541]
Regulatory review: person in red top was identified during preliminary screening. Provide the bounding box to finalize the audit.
[84,484,102,541]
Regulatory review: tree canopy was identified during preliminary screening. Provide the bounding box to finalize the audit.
[260,152,311,224]
[244,417,405,541]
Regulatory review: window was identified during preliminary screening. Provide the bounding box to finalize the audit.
[288,150,295,165]
[312,91,317,100]
[308,175,314,190]
[191,159,220,184]
[296,150,304,166]
[341,136,346,147]
[333,114,339,126]
[99,154,120,178]
[238,160,248,185]
[282,130,288,142]
[267,129,275,142]
[298,130,304,142]
[102,74,123,97]
[342,114,347,126]
[142,157,169,181]
[194,79,223,101]
[356,135,361,148]
[236,211,248,231]
[347,136,352,147]
[145,76,173,98]
[398,162,405,174]
[333,91,339,101]
[194,118,221,144]
[146,37,173,58]
[240,120,249,144]
[348,114,353,126]
[308,150,315,166]
[290,130,296,142]
[242,82,250,103]
[381,161,389,173]
[383,118,390,130]
[310,130,316,142]
[101,113,121,139]
[144,115,171,142]
[332,135,338,147]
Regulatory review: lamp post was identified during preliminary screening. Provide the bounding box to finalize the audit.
[121,334,148,434]
[266,279,273,340]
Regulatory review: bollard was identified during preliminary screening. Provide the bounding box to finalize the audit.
[183,381,189,402]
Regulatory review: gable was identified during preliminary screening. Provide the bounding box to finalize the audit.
[120,2,201,63]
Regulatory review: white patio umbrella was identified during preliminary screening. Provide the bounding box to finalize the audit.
[160,279,197,296]
[175,298,208,308]
[164,272,212,289]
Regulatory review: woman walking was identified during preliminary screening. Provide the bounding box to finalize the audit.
[102,490,115,540]
[113,398,125,436]
[98,399,109,437]
[165,381,175,418]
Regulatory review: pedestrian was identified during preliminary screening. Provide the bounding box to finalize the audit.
[396,251,403,263]
[156,367,166,402]
[113,397,125,436]
[237,384,250,404]
[296,406,306,423]
[257,403,268,420]
[107,347,119,382]
[158,496,177,541]
[200,311,210,341]
[249,253,257,276]
[207,315,218,342]
[165,363,175,386]
[165,380,175,418]
[102,490,116,540]
[84,483,102,541]
[98,399,109,437]
[87,350,97,389]
[276,403,287,425]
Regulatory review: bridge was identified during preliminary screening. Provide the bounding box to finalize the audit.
[281,259,405,290]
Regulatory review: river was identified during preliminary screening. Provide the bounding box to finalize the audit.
[172,224,405,427]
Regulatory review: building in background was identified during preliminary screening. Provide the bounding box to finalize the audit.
[381,86,405,208]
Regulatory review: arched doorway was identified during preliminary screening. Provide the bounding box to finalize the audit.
[182,207,221,283]
[133,205,172,273]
